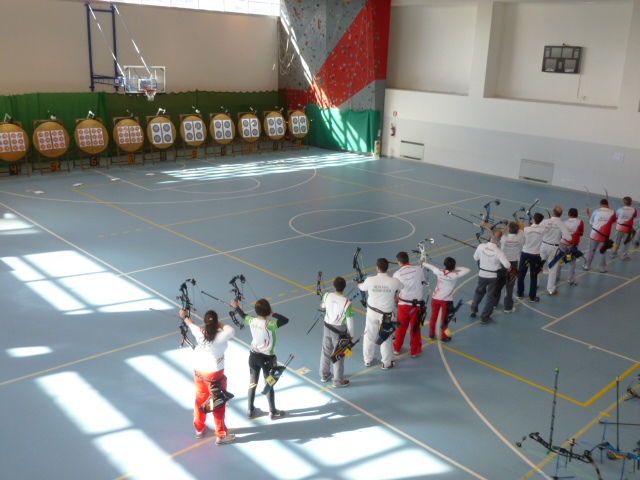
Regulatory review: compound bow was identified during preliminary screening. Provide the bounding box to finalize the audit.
[478,199,503,241]
[306,271,325,335]
[200,275,247,329]
[447,200,506,243]
[177,279,197,349]
[351,247,368,308]
[512,198,540,225]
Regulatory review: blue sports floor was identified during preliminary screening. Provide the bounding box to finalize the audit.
[1,147,639,480]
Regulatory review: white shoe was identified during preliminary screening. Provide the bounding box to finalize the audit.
[504,308,516,313]
[215,434,236,446]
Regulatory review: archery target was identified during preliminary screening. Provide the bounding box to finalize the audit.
[239,113,260,143]
[209,114,235,145]
[146,117,175,149]
[0,123,29,162]
[180,115,206,147]
[113,118,144,152]
[33,121,70,158]
[74,119,108,155]
[264,111,286,141]
[288,110,309,139]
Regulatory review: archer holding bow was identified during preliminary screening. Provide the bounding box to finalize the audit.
[357,258,404,370]
[179,308,236,445]
[231,297,289,420]
[583,198,616,273]
[392,251,426,357]
[319,276,355,388]
[470,229,511,324]
[420,256,470,341]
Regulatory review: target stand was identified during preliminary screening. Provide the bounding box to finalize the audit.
[73,117,110,170]
[145,114,176,164]
[31,119,71,175]
[284,109,310,150]
[260,110,287,152]
[112,116,145,167]
[177,114,207,161]
[237,111,261,155]
[0,120,31,177]
[206,113,236,158]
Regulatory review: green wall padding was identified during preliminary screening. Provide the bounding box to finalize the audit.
[1,91,379,160]
[306,104,379,154]
[0,90,286,162]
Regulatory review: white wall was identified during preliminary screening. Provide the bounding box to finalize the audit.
[387,4,477,94]
[0,0,278,95]
[384,0,640,199]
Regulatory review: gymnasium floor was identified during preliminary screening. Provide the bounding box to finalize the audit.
[1,146,639,480]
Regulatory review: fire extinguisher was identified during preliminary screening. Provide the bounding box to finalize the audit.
[390,124,396,137]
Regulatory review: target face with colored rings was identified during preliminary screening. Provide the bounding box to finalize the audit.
[288,110,309,139]
[264,111,286,140]
[146,116,175,149]
[114,118,144,152]
[239,114,260,142]
[180,115,206,147]
[33,121,70,158]
[0,123,29,162]
[209,114,235,145]
[74,118,108,155]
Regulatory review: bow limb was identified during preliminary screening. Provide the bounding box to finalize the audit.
[176,279,196,349]
[316,271,324,297]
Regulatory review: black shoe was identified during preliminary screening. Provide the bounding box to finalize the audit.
[441,336,452,342]
[270,410,286,420]
[529,297,540,303]
[516,293,524,298]
[470,311,477,318]
[480,317,493,324]
[428,334,435,340]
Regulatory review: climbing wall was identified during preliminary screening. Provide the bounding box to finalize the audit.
[279,0,391,112]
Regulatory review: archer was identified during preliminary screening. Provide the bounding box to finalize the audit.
[319,276,355,388]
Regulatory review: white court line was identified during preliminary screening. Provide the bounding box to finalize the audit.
[0,199,489,479]
[120,194,487,276]
[437,341,553,480]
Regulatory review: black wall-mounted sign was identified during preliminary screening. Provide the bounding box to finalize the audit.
[542,46,582,74]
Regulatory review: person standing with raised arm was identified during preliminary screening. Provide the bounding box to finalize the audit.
[610,196,637,261]
[393,251,425,357]
[421,256,470,341]
[319,277,354,388]
[358,258,403,370]
[180,308,236,445]
[231,298,289,420]
[471,230,511,324]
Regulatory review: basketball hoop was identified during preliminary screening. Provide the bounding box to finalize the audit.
[143,89,156,101]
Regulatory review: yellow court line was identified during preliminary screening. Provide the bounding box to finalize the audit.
[72,188,312,292]
[521,372,640,480]
[443,344,640,408]
[442,346,583,406]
